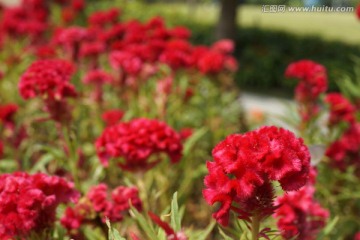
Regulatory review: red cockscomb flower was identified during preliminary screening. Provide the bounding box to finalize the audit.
[274,169,329,240]
[203,126,310,226]
[356,4,360,20]
[0,103,18,126]
[19,59,77,100]
[0,172,79,239]
[101,109,124,126]
[88,8,120,27]
[285,60,327,124]
[95,118,183,171]
[0,141,3,158]
[212,39,234,54]
[61,184,141,232]
[326,123,360,171]
[83,69,113,85]
[109,51,143,75]
[285,60,327,102]
[325,93,356,125]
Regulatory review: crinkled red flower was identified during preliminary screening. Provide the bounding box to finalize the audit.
[325,93,356,125]
[101,109,124,126]
[196,40,237,74]
[285,60,327,102]
[1,3,48,40]
[109,51,143,75]
[212,39,234,54]
[354,232,360,240]
[88,8,120,27]
[0,103,18,125]
[95,118,183,171]
[326,123,360,170]
[159,40,192,70]
[0,141,3,158]
[274,169,329,240]
[83,69,113,85]
[19,59,77,100]
[61,183,141,232]
[0,172,79,239]
[203,126,310,226]
[79,41,106,59]
[356,4,360,20]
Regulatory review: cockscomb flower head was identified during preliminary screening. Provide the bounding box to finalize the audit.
[285,60,327,102]
[0,172,79,239]
[0,103,18,126]
[88,8,120,27]
[83,69,113,85]
[326,123,360,171]
[356,4,360,20]
[61,183,141,232]
[203,126,310,226]
[325,93,356,125]
[274,169,329,239]
[0,141,3,158]
[101,109,124,126]
[95,118,183,171]
[19,59,77,100]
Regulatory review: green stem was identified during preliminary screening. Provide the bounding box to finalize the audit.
[251,212,260,240]
[62,126,80,191]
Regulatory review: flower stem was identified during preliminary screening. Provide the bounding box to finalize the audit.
[251,212,260,240]
[62,126,80,190]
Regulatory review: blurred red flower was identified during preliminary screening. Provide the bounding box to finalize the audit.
[325,93,356,125]
[0,172,79,239]
[95,118,183,171]
[61,183,141,231]
[101,109,124,126]
[19,59,77,100]
[274,169,329,240]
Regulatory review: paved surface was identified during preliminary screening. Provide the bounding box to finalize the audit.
[239,92,296,129]
[240,92,294,116]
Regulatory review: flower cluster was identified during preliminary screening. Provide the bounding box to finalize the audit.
[0,141,3,158]
[356,4,360,20]
[0,103,18,128]
[101,109,124,126]
[203,126,310,226]
[19,59,76,100]
[19,59,77,123]
[274,168,329,239]
[0,0,49,40]
[0,172,79,239]
[325,93,356,125]
[95,118,183,171]
[326,123,360,171]
[61,184,141,233]
[285,60,328,122]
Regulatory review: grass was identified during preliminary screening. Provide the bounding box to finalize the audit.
[119,2,360,45]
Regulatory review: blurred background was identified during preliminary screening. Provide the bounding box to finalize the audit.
[2,0,359,96]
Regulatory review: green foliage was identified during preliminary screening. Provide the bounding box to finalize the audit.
[106,219,126,240]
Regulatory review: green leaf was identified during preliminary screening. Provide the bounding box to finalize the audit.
[190,220,216,240]
[183,127,208,155]
[171,192,181,232]
[130,206,158,240]
[106,219,126,240]
[323,216,339,235]
[218,227,233,240]
[0,159,18,172]
[30,153,53,173]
